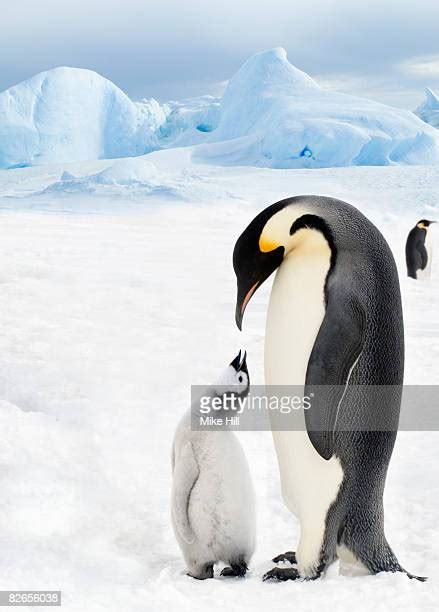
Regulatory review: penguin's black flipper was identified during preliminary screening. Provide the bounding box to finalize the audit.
[304,292,366,460]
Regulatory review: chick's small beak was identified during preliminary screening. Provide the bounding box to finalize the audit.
[235,281,259,330]
[229,350,242,370]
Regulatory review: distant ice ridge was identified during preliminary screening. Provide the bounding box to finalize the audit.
[0,67,167,169]
[1,50,439,170]
[415,88,439,129]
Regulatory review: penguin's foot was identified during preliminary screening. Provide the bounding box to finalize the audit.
[220,560,248,578]
[187,562,214,580]
[262,567,300,582]
[272,551,297,565]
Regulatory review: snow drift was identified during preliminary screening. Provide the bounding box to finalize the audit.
[41,159,167,196]
[0,67,166,169]
[36,157,226,202]
[1,50,439,170]
[415,87,439,129]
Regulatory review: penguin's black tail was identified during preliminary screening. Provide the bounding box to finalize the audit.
[404,570,428,582]
[342,536,427,581]
[370,542,428,582]
[338,511,427,581]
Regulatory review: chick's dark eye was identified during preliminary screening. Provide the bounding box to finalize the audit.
[238,375,243,383]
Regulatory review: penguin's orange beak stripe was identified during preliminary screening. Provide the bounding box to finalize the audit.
[259,236,280,252]
[241,281,259,314]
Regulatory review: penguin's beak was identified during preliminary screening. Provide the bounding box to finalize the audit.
[233,209,286,331]
[239,350,248,375]
[229,350,242,370]
[235,282,259,330]
[234,246,284,330]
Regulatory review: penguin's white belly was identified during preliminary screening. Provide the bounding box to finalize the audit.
[264,242,343,562]
[418,234,432,279]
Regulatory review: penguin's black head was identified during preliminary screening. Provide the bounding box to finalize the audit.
[230,349,249,382]
[233,202,287,330]
[233,199,335,329]
[417,219,436,229]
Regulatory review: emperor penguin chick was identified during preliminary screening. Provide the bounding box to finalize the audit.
[171,351,256,579]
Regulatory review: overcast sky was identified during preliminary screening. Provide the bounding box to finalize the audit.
[1,0,439,108]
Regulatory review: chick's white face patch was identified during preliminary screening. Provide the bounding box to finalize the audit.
[217,366,248,394]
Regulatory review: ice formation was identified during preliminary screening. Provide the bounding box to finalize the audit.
[1,50,439,169]
[414,88,439,129]
[0,67,166,169]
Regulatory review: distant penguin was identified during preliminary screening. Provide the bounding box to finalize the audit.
[171,351,256,579]
[406,219,436,279]
[233,196,426,581]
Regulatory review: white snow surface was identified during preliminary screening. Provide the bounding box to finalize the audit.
[415,88,439,129]
[2,49,439,169]
[0,152,438,611]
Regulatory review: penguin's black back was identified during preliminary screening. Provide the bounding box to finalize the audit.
[277,196,404,460]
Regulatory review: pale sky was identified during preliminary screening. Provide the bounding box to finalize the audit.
[1,0,439,108]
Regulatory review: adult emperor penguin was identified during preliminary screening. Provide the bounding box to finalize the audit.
[406,219,436,279]
[233,195,425,582]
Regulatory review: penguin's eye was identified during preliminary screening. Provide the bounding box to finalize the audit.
[238,375,243,383]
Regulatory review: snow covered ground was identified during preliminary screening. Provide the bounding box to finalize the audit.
[0,151,438,611]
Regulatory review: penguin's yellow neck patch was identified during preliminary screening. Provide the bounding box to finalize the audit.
[417,222,426,229]
[259,236,280,252]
